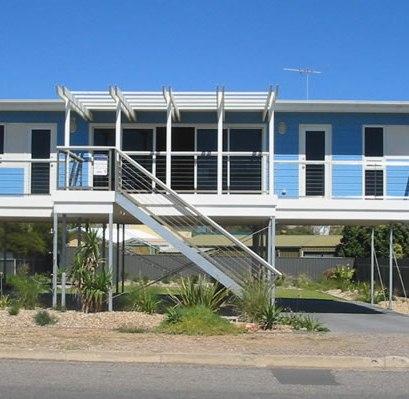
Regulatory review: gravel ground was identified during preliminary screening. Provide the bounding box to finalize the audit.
[0,309,408,358]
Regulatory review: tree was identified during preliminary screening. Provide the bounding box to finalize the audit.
[0,223,51,259]
[336,224,409,258]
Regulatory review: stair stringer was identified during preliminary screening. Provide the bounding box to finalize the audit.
[115,192,242,295]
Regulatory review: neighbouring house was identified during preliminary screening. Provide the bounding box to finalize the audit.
[276,235,342,258]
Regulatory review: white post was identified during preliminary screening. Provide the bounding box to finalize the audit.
[108,213,114,311]
[217,90,223,195]
[115,105,122,150]
[267,216,276,305]
[166,103,172,187]
[64,105,71,189]
[370,228,375,305]
[389,228,393,310]
[61,272,66,309]
[268,109,275,196]
[61,214,67,267]
[52,212,58,308]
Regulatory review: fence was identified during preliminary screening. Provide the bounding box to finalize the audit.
[355,258,409,296]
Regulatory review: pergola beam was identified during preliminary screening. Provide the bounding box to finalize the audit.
[56,85,93,121]
[263,85,279,121]
[109,85,136,122]
[168,87,180,121]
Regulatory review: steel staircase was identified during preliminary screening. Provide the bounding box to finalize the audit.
[114,149,281,295]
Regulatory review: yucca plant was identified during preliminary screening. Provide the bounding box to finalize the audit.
[70,229,111,313]
[171,276,229,311]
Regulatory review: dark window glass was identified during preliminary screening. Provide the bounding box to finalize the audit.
[365,170,384,196]
[306,131,325,161]
[229,129,262,152]
[156,127,166,151]
[197,156,217,191]
[31,129,50,159]
[229,156,262,191]
[0,125,4,154]
[197,129,217,151]
[365,127,383,157]
[172,127,194,151]
[122,129,153,151]
[94,128,115,147]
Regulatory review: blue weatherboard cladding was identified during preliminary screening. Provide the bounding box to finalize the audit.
[274,112,409,198]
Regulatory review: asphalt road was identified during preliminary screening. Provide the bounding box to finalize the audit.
[0,360,408,399]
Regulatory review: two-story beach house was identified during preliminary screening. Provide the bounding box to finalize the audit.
[1,85,408,308]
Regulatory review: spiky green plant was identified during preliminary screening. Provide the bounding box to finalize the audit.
[126,283,161,314]
[70,229,111,313]
[171,276,229,311]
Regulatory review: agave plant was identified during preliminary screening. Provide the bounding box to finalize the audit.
[70,229,111,313]
[171,275,230,312]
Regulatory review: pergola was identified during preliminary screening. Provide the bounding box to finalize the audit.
[57,85,279,196]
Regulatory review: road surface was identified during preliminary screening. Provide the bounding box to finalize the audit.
[0,359,408,398]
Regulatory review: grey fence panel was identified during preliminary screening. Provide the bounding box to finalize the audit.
[276,257,355,280]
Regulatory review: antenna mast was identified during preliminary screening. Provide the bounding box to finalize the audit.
[284,67,322,100]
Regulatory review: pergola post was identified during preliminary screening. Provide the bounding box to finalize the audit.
[217,87,224,195]
[64,103,71,188]
[166,99,172,187]
[370,228,375,305]
[389,228,393,309]
[115,104,122,151]
[61,214,67,267]
[108,213,114,311]
[263,86,278,196]
[52,212,58,308]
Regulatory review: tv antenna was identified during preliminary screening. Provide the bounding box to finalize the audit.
[284,67,322,100]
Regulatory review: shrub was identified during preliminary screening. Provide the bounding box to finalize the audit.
[164,306,183,324]
[34,310,57,326]
[8,269,47,309]
[117,326,148,334]
[8,302,20,316]
[126,283,161,314]
[324,266,355,291]
[171,276,229,311]
[0,295,10,309]
[260,304,283,330]
[236,276,272,323]
[292,274,312,289]
[157,305,243,336]
[280,313,329,332]
[356,282,386,304]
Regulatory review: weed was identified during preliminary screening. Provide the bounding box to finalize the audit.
[7,302,20,316]
[117,326,148,334]
[34,310,57,326]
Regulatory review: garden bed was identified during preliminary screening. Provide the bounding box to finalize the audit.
[0,309,164,331]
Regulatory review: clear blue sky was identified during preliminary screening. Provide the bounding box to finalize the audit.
[1,0,408,100]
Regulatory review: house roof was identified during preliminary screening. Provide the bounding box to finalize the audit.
[276,235,342,248]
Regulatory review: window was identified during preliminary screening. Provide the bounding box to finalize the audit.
[229,129,262,152]
[172,127,194,151]
[155,127,166,151]
[31,129,51,194]
[122,128,153,151]
[94,128,115,147]
[365,127,383,157]
[31,129,51,159]
[0,125,4,154]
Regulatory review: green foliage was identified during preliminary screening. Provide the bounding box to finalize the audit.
[0,222,51,258]
[125,283,161,314]
[70,230,111,313]
[356,282,387,304]
[337,224,409,258]
[7,302,20,316]
[292,274,313,289]
[117,326,148,334]
[157,305,243,336]
[236,276,272,323]
[164,306,183,324]
[280,313,329,332]
[8,267,48,309]
[260,304,283,330]
[34,310,57,326]
[0,295,10,309]
[324,266,355,290]
[171,276,229,311]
